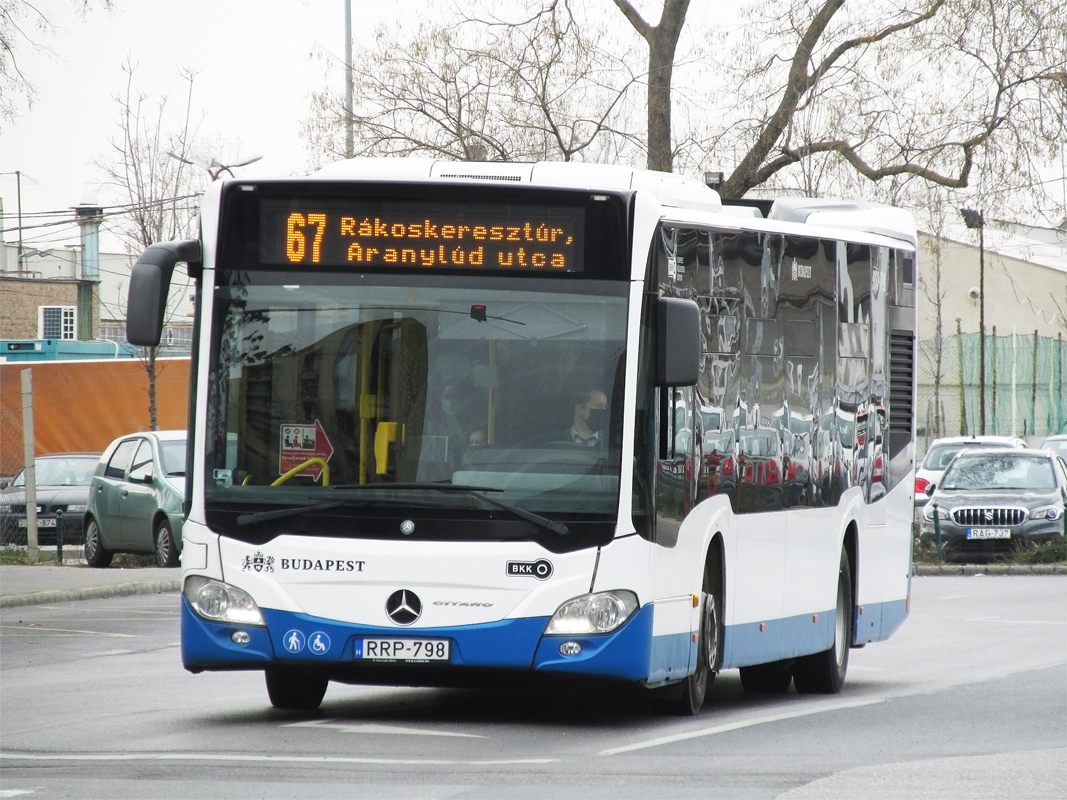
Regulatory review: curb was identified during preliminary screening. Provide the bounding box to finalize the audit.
[913,564,1067,576]
[0,580,181,609]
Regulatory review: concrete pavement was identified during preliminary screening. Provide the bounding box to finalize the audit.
[0,563,180,608]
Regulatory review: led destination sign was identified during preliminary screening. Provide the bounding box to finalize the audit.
[260,200,585,272]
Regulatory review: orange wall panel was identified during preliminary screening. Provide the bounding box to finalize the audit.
[0,359,191,473]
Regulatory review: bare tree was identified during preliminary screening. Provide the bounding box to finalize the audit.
[0,1,111,127]
[611,0,689,173]
[701,0,1066,210]
[302,0,1065,230]
[303,1,645,166]
[917,190,951,444]
[95,61,206,430]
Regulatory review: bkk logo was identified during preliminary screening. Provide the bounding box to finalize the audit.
[507,559,553,580]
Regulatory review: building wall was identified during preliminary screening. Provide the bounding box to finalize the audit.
[915,232,1067,444]
[0,242,195,330]
[917,233,1067,340]
[0,277,99,340]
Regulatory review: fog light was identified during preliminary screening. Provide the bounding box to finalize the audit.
[558,641,582,656]
[231,631,251,645]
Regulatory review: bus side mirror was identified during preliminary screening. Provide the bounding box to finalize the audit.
[655,296,700,387]
[127,240,201,346]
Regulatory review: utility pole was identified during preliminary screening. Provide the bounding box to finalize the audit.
[960,208,986,435]
[16,170,23,270]
[345,0,354,159]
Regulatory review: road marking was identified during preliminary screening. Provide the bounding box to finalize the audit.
[0,752,556,766]
[283,720,485,738]
[87,650,135,657]
[965,618,1066,625]
[0,790,36,797]
[848,665,884,671]
[0,625,136,638]
[598,697,886,756]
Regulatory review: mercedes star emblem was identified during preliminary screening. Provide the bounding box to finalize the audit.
[385,589,422,625]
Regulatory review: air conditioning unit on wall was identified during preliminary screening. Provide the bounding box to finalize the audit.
[38,306,77,340]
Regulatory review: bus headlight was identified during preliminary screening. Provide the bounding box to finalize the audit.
[545,590,639,635]
[184,575,265,626]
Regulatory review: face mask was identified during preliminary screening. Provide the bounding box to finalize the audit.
[586,408,607,429]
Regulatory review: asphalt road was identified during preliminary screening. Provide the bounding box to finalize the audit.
[1,576,1064,799]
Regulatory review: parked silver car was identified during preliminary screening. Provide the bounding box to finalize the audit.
[914,436,1028,510]
[920,449,1067,562]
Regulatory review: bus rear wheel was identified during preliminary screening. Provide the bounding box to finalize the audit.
[793,549,852,694]
[265,666,329,711]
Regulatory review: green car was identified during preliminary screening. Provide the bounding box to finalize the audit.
[84,430,187,568]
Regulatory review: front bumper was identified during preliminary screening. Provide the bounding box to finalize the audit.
[181,596,656,684]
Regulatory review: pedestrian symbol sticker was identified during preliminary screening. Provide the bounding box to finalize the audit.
[283,630,306,654]
[279,420,334,482]
[308,631,331,655]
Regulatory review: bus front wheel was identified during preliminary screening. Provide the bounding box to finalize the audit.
[265,666,329,711]
[659,556,722,716]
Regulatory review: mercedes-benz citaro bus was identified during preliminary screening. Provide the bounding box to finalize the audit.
[126,159,917,714]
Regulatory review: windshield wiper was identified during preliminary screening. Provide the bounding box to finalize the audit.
[236,501,349,526]
[328,482,569,536]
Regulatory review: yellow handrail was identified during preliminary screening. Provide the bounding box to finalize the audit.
[271,458,331,486]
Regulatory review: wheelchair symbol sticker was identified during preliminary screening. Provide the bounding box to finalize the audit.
[308,631,331,655]
[283,630,306,654]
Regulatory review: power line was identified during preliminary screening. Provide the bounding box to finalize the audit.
[0,194,202,233]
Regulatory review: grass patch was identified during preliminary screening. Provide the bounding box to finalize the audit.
[1,548,158,567]
[1008,536,1067,565]
[0,548,61,565]
[110,553,158,568]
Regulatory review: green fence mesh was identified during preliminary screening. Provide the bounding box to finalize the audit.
[918,331,1067,443]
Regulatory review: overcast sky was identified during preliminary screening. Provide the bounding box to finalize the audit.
[1,0,407,252]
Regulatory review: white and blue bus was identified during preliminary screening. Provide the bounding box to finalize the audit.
[127,159,917,714]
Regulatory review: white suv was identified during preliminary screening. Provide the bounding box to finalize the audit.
[915,435,1029,510]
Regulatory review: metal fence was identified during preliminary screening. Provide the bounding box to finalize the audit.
[917,330,1067,450]
[1,400,25,546]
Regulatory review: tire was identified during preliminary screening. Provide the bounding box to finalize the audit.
[265,666,329,711]
[739,660,793,693]
[793,549,852,694]
[154,519,179,568]
[660,553,723,716]
[83,517,113,568]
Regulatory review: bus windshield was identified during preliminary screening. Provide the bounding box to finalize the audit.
[204,270,627,549]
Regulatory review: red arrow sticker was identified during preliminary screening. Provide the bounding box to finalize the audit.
[279,420,335,481]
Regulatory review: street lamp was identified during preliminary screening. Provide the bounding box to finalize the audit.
[168,151,263,181]
[960,208,986,434]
